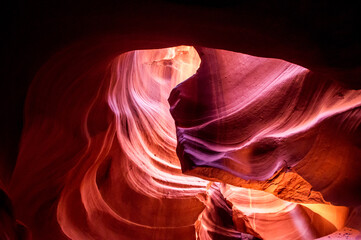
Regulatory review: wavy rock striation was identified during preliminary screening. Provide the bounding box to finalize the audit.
[5,45,361,239]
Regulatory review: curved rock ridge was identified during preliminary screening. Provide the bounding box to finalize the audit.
[6,44,361,239]
[169,47,361,206]
[222,184,346,239]
[195,182,351,240]
[195,183,261,240]
[56,46,212,240]
[8,45,209,240]
[106,46,207,198]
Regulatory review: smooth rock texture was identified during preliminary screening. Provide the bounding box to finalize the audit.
[3,1,361,239]
[3,45,359,239]
[169,47,361,207]
[10,46,209,240]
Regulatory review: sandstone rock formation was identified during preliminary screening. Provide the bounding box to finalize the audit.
[2,43,360,239]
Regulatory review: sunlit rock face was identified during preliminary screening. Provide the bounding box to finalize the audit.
[169,47,361,205]
[4,45,361,240]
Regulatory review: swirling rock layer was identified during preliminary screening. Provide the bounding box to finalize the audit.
[169,47,361,207]
[3,45,361,239]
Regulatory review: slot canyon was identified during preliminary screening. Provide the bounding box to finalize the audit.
[1,1,361,239]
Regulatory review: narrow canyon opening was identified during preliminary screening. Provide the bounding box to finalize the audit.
[3,44,361,240]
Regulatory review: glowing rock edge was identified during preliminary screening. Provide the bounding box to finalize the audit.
[5,46,361,240]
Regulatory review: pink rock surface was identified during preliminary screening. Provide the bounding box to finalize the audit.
[169,47,361,206]
[4,45,361,239]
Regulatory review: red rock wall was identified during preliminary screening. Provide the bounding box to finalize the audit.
[3,44,360,239]
[2,2,361,240]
